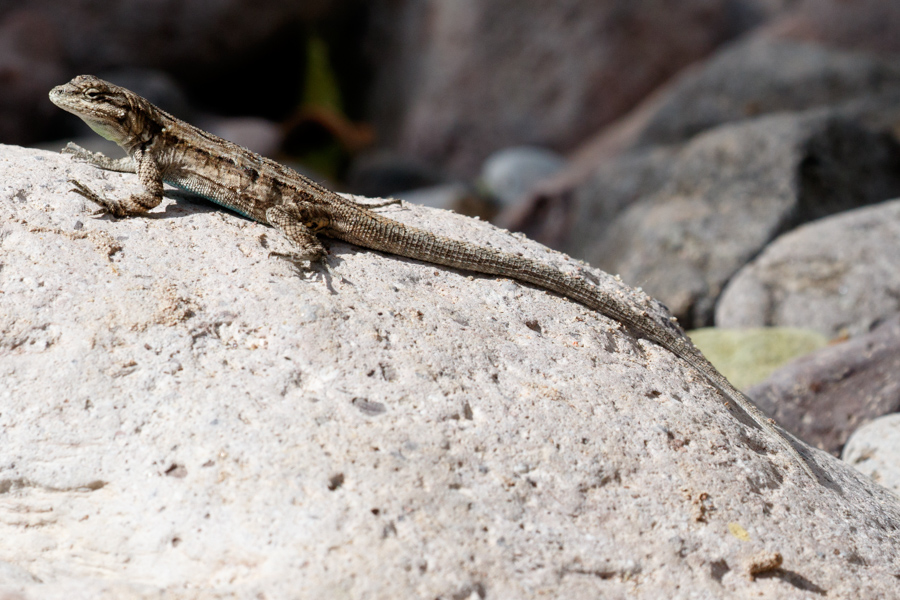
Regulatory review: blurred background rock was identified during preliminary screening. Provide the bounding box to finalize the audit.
[9,1,900,205]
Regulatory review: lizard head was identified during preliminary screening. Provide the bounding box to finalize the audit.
[49,75,153,152]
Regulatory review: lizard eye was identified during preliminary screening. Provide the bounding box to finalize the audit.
[84,88,101,99]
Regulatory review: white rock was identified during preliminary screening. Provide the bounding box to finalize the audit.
[717,198,900,338]
[1,144,899,598]
[481,146,566,207]
[843,413,900,495]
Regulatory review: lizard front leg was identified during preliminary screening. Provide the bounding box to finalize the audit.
[67,146,163,217]
[62,142,136,173]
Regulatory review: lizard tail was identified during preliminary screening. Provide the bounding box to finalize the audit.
[337,212,817,480]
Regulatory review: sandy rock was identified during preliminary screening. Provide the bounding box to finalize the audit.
[1,144,900,598]
[718,199,900,337]
[842,413,900,495]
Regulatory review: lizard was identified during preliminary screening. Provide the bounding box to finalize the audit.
[48,74,817,481]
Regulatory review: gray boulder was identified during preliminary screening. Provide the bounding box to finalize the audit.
[506,35,900,250]
[568,112,900,328]
[481,146,567,209]
[843,414,900,494]
[718,199,900,337]
[634,37,900,148]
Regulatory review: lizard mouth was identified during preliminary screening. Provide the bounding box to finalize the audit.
[49,83,79,113]
[49,77,132,145]
[48,85,66,104]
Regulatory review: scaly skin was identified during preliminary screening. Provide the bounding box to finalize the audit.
[49,75,817,481]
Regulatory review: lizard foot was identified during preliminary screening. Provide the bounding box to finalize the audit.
[269,249,339,282]
[265,205,329,263]
[62,143,136,173]
[68,179,129,217]
[61,142,98,163]
[268,248,327,265]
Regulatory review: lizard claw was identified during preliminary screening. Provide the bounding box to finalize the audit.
[268,247,340,283]
[67,178,123,217]
[68,179,100,203]
[61,142,95,162]
[268,247,328,267]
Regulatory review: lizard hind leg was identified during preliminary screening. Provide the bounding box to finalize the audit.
[266,205,328,264]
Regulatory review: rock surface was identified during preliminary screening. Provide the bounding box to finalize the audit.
[718,199,900,338]
[842,413,900,495]
[748,315,900,456]
[567,112,900,328]
[2,145,900,598]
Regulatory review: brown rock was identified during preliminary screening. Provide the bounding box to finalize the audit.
[768,0,900,56]
[366,0,766,176]
[35,0,335,69]
[0,0,344,144]
[748,315,900,456]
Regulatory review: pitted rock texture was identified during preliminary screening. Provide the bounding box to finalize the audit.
[1,145,899,599]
